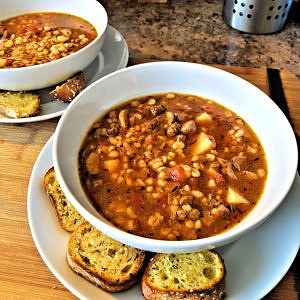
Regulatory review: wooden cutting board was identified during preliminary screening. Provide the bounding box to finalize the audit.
[0,64,299,299]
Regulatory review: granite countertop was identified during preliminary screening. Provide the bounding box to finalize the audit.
[101,0,300,77]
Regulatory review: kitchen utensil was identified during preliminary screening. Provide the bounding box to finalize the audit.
[223,0,293,34]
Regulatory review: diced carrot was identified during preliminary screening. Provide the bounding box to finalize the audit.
[214,173,226,186]
[166,166,187,183]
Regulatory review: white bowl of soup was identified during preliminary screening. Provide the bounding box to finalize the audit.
[0,0,107,90]
[53,62,298,253]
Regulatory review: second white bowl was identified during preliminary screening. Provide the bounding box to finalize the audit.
[0,0,107,91]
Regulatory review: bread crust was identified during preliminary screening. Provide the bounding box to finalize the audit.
[0,92,40,118]
[142,278,225,300]
[67,222,146,292]
[142,251,226,300]
[0,104,19,118]
[49,72,85,103]
[66,250,139,292]
[43,167,84,232]
[44,167,66,230]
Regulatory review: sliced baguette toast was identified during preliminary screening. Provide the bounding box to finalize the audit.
[67,222,146,292]
[49,72,85,103]
[142,251,225,300]
[43,167,85,232]
[0,91,40,118]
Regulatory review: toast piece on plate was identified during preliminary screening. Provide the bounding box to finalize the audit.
[49,72,85,103]
[142,250,226,300]
[67,222,146,292]
[0,91,40,118]
[43,167,85,232]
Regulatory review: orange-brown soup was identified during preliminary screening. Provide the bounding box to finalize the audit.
[78,93,267,241]
[0,12,97,68]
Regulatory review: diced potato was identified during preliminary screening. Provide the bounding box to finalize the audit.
[86,152,101,175]
[195,112,212,123]
[226,187,249,205]
[191,132,216,155]
[165,111,175,126]
[103,159,120,172]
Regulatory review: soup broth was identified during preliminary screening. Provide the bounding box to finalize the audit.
[78,93,267,241]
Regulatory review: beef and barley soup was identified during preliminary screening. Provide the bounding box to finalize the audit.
[79,93,267,241]
[0,12,97,68]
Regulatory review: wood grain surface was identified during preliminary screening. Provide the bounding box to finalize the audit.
[0,65,299,299]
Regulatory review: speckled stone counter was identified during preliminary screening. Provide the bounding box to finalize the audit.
[100,0,300,77]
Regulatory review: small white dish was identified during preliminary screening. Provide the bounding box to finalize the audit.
[53,61,298,253]
[0,25,129,123]
[27,135,300,300]
[0,0,108,91]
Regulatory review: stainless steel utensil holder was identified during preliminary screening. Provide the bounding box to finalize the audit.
[223,0,293,34]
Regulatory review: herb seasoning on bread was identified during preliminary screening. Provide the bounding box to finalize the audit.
[142,251,226,300]
[67,222,146,292]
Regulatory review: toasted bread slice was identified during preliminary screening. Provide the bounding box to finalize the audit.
[67,222,146,292]
[43,167,85,232]
[142,251,226,300]
[0,91,40,118]
[50,72,85,103]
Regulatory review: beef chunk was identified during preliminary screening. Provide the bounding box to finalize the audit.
[166,122,181,137]
[145,116,164,132]
[149,104,166,117]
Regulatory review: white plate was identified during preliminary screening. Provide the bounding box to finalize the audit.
[0,25,129,123]
[28,135,300,300]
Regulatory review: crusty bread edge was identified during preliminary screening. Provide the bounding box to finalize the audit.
[0,104,18,118]
[66,222,147,292]
[141,251,226,300]
[0,100,40,118]
[66,248,140,293]
[49,72,85,103]
[142,277,225,300]
[43,167,74,232]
